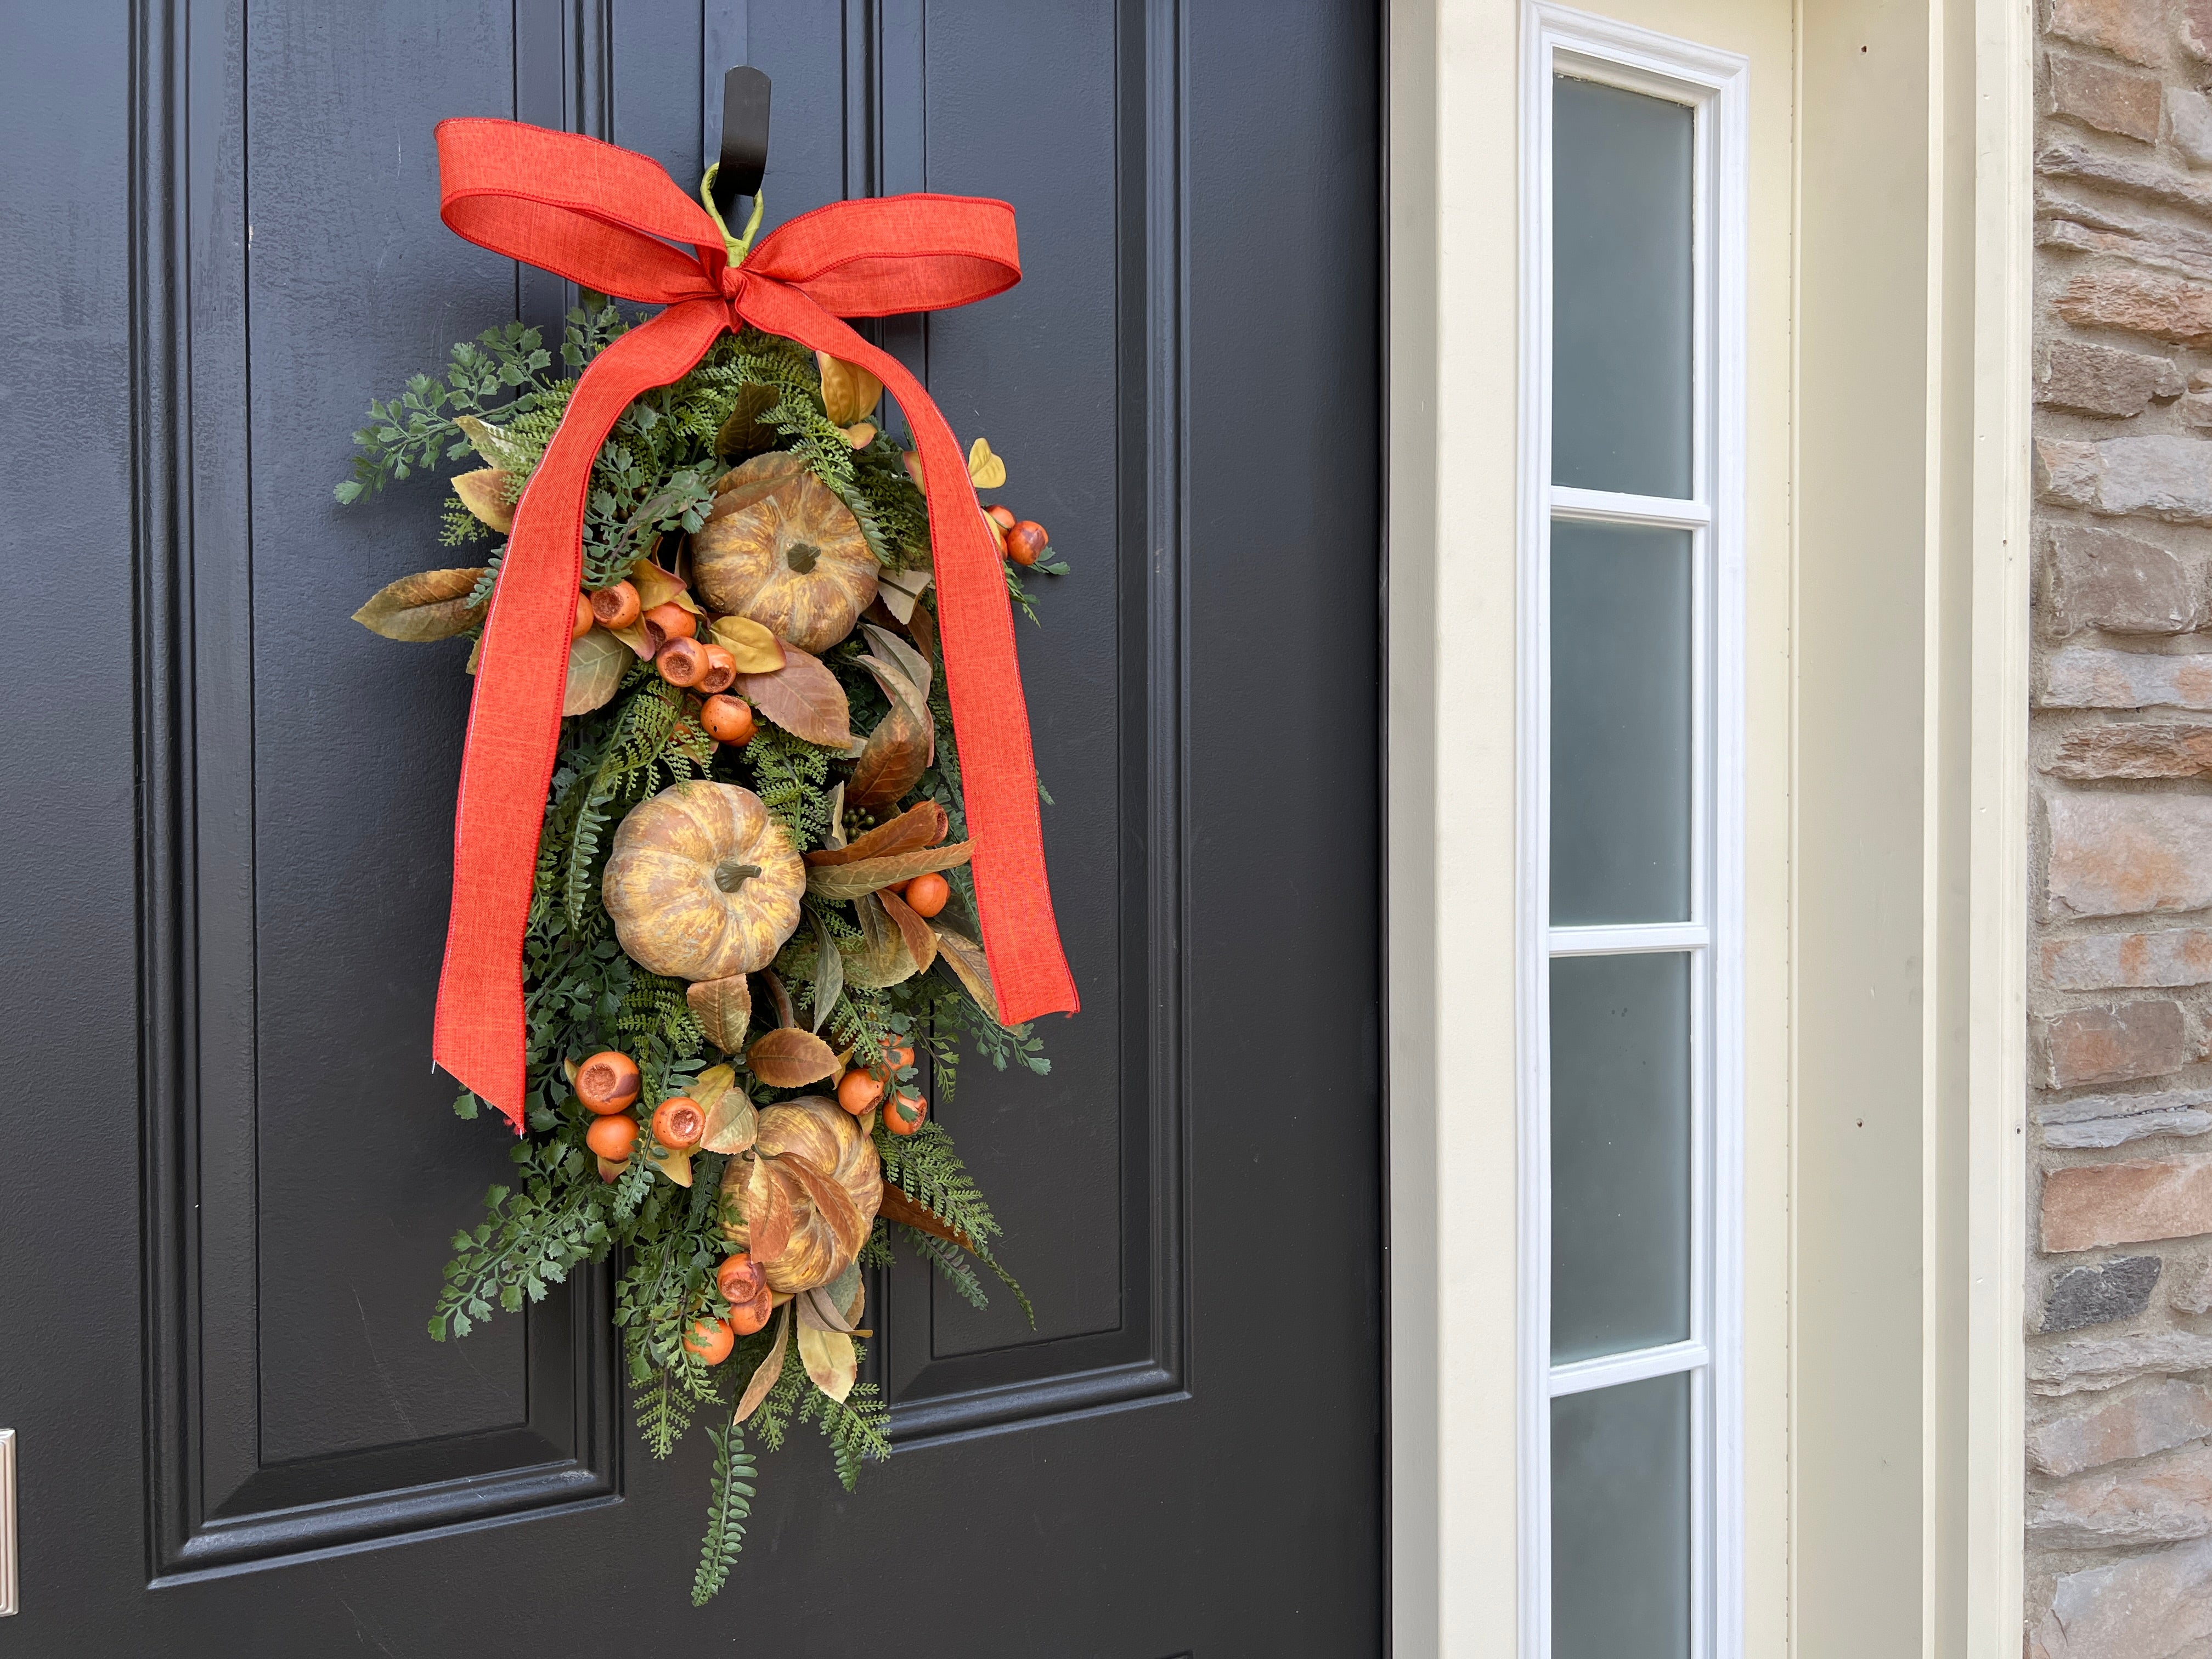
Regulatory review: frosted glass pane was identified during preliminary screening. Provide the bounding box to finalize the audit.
[1551,1373,1692,1659]
[1553,75,1694,499]
[1550,952,1692,1363]
[1550,520,1692,926]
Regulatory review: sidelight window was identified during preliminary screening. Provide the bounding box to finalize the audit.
[1518,9,1746,1659]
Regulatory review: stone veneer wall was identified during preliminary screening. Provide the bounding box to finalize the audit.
[2029,0,2212,1646]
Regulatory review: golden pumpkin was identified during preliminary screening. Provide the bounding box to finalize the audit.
[692,453,878,652]
[602,782,805,981]
[719,1095,883,1293]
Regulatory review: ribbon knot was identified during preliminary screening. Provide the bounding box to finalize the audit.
[430,117,1077,1130]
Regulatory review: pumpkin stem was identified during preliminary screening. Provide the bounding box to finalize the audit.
[714,858,764,894]
[783,540,821,574]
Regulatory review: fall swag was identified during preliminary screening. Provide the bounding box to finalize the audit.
[338,116,1075,1604]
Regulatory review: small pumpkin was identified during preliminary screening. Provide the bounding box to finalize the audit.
[692,453,878,652]
[602,781,806,981]
[719,1095,884,1293]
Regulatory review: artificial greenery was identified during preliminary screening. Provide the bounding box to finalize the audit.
[341,303,1064,1600]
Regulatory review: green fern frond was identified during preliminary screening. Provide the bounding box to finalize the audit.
[691,1420,757,1605]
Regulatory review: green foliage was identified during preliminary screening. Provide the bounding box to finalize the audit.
[335,320,556,501]
[874,1120,1034,1326]
[430,1135,612,1339]
[801,1377,892,1492]
[741,726,835,849]
[692,1420,758,1606]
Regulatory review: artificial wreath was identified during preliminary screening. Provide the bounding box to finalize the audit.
[336,118,1074,1603]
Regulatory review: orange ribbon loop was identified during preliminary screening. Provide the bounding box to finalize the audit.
[431,118,1076,1130]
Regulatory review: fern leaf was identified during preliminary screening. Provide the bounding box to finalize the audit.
[691,1420,758,1605]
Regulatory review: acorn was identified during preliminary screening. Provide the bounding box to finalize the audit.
[1003,521,1050,567]
[573,594,595,639]
[641,600,697,642]
[696,642,738,695]
[700,693,756,746]
[576,1050,641,1114]
[589,580,641,629]
[656,636,708,687]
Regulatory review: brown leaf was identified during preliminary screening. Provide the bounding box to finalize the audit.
[735,644,851,748]
[809,910,843,1034]
[844,893,919,990]
[878,887,939,974]
[606,617,659,659]
[931,922,1002,1023]
[795,1311,857,1403]
[735,1155,795,1264]
[862,624,933,707]
[452,468,516,533]
[843,692,931,815]
[747,1026,840,1087]
[816,351,884,426]
[876,568,933,627]
[562,627,629,715]
[735,1303,792,1423]
[714,382,780,458]
[762,968,797,1031]
[805,802,949,867]
[802,1284,862,1334]
[775,1151,871,1267]
[708,613,786,674]
[351,567,487,642]
[686,974,753,1056]
[805,841,973,902]
[905,595,938,669]
[878,1180,977,1251]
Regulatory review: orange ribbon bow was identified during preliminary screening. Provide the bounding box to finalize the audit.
[431,117,1076,1130]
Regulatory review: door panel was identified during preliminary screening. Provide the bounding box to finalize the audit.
[0,1,1379,1651]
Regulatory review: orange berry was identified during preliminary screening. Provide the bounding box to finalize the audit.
[576,1051,641,1113]
[656,636,707,687]
[589,580,641,629]
[883,1040,916,1071]
[884,1091,928,1136]
[585,1114,637,1161]
[1004,521,1049,566]
[697,643,738,695]
[902,872,950,918]
[642,601,697,641]
[651,1097,704,1150]
[838,1068,885,1115]
[573,594,595,639]
[684,1315,735,1366]
[985,504,1017,529]
[699,694,756,745]
[716,1254,774,1334]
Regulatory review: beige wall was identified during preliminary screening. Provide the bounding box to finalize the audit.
[1389,0,2029,1648]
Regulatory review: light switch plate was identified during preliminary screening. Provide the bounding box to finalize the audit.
[1,1428,15,1615]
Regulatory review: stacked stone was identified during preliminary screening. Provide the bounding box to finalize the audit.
[2030,0,2212,1646]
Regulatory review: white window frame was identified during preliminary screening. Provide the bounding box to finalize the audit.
[1515,8,1748,1658]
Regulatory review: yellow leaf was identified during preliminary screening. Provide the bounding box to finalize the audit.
[708,613,787,674]
[648,1145,694,1187]
[596,1154,627,1182]
[452,468,517,533]
[843,421,878,449]
[795,1303,858,1403]
[815,351,884,426]
[735,1305,791,1424]
[901,452,924,487]
[627,560,691,612]
[967,437,1007,490]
